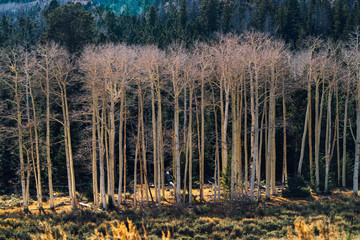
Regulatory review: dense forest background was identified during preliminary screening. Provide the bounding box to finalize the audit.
[1,0,360,50]
[1,0,360,207]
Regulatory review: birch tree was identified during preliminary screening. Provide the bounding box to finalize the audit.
[36,43,59,210]
[24,50,43,212]
[344,29,360,195]
[212,36,233,176]
[79,45,102,206]
[166,45,187,205]
[52,46,77,210]
[0,48,29,212]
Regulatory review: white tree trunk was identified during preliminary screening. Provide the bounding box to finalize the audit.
[353,87,360,195]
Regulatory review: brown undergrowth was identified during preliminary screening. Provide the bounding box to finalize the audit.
[0,188,359,239]
[38,218,171,240]
[287,216,347,240]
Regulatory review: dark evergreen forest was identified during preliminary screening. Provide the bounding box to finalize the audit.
[1,0,360,50]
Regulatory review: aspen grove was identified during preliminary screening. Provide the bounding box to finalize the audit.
[3,31,360,212]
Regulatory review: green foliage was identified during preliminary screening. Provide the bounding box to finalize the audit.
[194,205,211,215]
[200,0,220,33]
[44,2,95,53]
[284,0,301,45]
[107,196,116,210]
[42,0,59,20]
[85,185,94,202]
[229,225,243,238]
[178,226,195,237]
[194,217,219,233]
[220,156,231,199]
[343,153,354,187]
[254,0,274,32]
[282,175,311,198]
[310,156,336,193]
[3,0,360,52]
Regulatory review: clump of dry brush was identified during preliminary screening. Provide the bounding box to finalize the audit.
[38,218,170,240]
[287,216,347,240]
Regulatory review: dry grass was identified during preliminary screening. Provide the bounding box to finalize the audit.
[0,187,359,239]
[38,222,67,240]
[2,186,356,215]
[37,218,171,240]
[89,218,141,240]
[287,217,347,240]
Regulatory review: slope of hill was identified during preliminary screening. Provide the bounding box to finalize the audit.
[0,0,157,15]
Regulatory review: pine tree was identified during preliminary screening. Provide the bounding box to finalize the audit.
[284,0,301,45]
[179,0,187,29]
[275,4,286,38]
[42,0,59,20]
[305,0,315,35]
[200,0,219,33]
[254,0,273,31]
[146,6,159,44]
[333,0,349,40]
[220,1,233,33]
[0,15,11,47]
[45,3,95,53]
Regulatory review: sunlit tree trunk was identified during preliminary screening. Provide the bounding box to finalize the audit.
[314,78,324,192]
[133,115,141,208]
[139,86,149,204]
[174,92,181,205]
[118,86,125,206]
[97,96,107,210]
[270,66,276,196]
[123,103,127,200]
[92,86,98,206]
[336,84,340,186]
[168,49,187,205]
[237,80,243,198]
[231,87,237,201]
[266,65,276,198]
[298,105,309,175]
[156,79,165,199]
[195,95,201,200]
[105,110,110,200]
[308,79,314,185]
[183,87,189,204]
[150,81,159,205]
[18,114,27,211]
[59,82,77,210]
[10,61,28,211]
[188,87,194,204]
[53,50,77,210]
[342,79,350,187]
[282,77,287,185]
[109,88,116,205]
[200,73,205,202]
[243,79,248,189]
[353,79,360,195]
[250,67,259,201]
[220,75,230,176]
[28,73,43,211]
[65,90,76,210]
[211,86,220,203]
[78,46,100,207]
[40,50,55,210]
[258,91,266,199]
[324,87,332,192]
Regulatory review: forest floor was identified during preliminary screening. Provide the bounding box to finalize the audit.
[0,186,360,239]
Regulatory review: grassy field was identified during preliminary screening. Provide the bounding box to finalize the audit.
[0,188,359,239]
